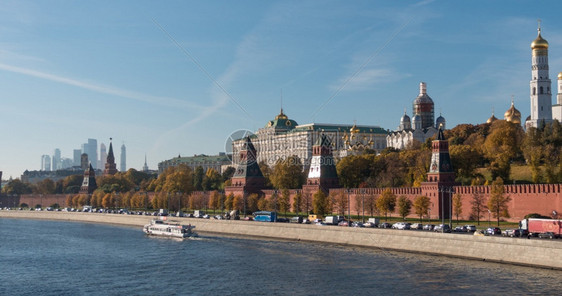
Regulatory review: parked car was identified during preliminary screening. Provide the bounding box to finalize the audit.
[465,225,477,233]
[392,222,411,230]
[410,223,423,230]
[538,232,559,239]
[503,229,524,237]
[423,224,435,231]
[363,222,377,228]
[486,227,501,235]
[434,224,451,233]
[351,221,364,228]
[379,222,392,229]
[338,221,350,227]
[454,226,468,232]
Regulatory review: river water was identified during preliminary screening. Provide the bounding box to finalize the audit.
[0,218,560,295]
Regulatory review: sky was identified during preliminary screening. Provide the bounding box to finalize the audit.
[1,0,562,179]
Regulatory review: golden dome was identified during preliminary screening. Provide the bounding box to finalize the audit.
[531,32,549,50]
[486,114,498,124]
[350,123,359,134]
[275,108,288,120]
[504,101,521,124]
[558,72,562,80]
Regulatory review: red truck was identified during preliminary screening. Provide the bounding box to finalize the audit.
[520,218,562,237]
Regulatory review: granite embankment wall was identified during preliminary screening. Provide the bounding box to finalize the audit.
[1,211,561,270]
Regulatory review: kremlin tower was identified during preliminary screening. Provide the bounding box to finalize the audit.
[526,22,553,128]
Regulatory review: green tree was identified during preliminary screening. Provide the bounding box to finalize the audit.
[192,166,204,191]
[413,195,430,223]
[258,161,273,188]
[449,145,483,184]
[397,195,412,220]
[488,177,511,226]
[202,168,222,191]
[292,191,303,215]
[62,175,84,194]
[2,179,33,195]
[453,193,462,223]
[312,190,329,217]
[376,189,396,221]
[270,155,305,189]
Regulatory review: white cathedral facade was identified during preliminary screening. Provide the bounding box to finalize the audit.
[386,82,446,149]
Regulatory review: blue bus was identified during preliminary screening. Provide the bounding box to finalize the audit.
[253,211,277,222]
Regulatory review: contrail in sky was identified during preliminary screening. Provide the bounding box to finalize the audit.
[0,62,205,111]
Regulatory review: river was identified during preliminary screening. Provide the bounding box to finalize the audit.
[0,218,560,295]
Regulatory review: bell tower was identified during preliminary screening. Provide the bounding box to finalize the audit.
[303,133,340,195]
[527,21,553,128]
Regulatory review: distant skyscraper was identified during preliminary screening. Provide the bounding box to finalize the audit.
[99,143,107,171]
[61,158,73,169]
[52,149,61,171]
[82,139,98,169]
[81,153,88,171]
[120,143,126,172]
[73,149,82,167]
[41,155,51,171]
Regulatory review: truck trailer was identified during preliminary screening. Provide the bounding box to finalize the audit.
[520,218,562,237]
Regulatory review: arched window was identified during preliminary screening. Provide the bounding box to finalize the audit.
[533,87,536,95]
[540,86,544,94]
[547,87,550,94]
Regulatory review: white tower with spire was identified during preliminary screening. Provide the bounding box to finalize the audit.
[527,21,553,129]
[142,155,149,172]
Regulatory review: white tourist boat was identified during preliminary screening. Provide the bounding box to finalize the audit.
[143,218,196,238]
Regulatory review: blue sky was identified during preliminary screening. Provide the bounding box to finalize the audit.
[1,0,562,179]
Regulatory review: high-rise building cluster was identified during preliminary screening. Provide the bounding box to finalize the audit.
[39,138,126,173]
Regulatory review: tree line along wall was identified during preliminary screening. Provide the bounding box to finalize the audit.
[4,183,560,222]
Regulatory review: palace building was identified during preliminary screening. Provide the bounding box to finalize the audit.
[231,109,389,169]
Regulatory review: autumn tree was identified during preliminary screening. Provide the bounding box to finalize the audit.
[225,193,234,211]
[312,190,330,217]
[270,155,305,189]
[397,195,412,220]
[336,155,371,188]
[365,195,377,217]
[330,191,347,216]
[483,120,524,181]
[376,189,396,221]
[488,177,511,226]
[470,190,487,225]
[279,189,291,217]
[452,193,463,223]
[34,179,56,194]
[247,193,259,213]
[413,195,430,223]
[292,191,303,215]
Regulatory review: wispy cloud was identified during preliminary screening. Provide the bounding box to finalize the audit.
[0,62,206,111]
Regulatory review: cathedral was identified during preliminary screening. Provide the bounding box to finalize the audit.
[525,22,562,128]
[387,82,446,149]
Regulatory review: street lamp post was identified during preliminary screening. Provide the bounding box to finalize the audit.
[448,187,453,230]
[439,187,444,232]
[361,189,366,223]
[243,190,247,218]
[347,189,351,226]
